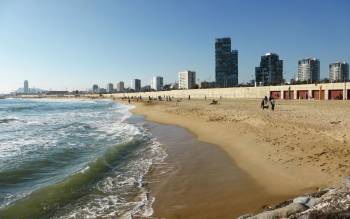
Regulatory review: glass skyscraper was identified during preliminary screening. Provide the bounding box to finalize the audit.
[215,38,238,87]
[255,53,283,85]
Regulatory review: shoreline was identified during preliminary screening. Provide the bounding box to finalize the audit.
[141,121,292,218]
[130,101,331,193]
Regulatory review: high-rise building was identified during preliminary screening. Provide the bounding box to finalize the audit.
[131,79,141,92]
[116,81,125,92]
[92,84,99,93]
[151,76,164,91]
[255,53,283,85]
[215,38,238,87]
[106,83,114,93]
[296,58,320,82]
[178,71,196,89]
[24,80,29,94]
[329,62,349,82]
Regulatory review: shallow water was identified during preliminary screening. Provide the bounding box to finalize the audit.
[0,98,166,218]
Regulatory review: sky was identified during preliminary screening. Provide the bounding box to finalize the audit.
[0,0,350,93]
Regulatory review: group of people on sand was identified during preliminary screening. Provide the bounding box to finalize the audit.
[121,96,143,104]
[261,96,275,111]
[122,95,176,104]
[154,95,173,101]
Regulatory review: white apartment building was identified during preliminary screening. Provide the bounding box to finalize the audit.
[329,62,349,82]
[296,58,320,82]
[178,71,196,89]
[151,76,164,91]
[116,81,125,92]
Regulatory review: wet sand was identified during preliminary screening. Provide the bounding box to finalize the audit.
[144,122,292,219]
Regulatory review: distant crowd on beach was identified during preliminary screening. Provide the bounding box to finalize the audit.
[117,94,279,111]
[121,95,175,104]
[115,94,278,111]
[119,94,225,106]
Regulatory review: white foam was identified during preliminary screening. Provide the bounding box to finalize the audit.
[55,136,167,219]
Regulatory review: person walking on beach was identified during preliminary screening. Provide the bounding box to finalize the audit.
[261,96,269,110]
[270,97,275,111]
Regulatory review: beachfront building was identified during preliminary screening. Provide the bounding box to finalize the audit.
[116,81,125,92]
[46,91,69,96]
[151,76,164,91]
[99,88,107,93]
[163,83,177,90]
[24,80,29,94]
[141,85,151,92]
[329,62,349,82]
[200,81,216,89]
[255,53,283,85]
[172,83,179,90]
[296,58,320,83]
[131,79,141,92]
[106,83,114,93]
[178,71,196,89]
[92,84,99,93]
[215,38,238,87]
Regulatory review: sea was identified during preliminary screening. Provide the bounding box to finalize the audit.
[0,98,166,219]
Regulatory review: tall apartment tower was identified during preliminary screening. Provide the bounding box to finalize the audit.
[215,38,238,87]
[106,83,114,93]
[92,84,99,93]
[24,80,29,94]
[296,58,320,82]
[329,62,349,82]
[116,81,125,92]
[178,71,196,89]
[131,79,141,92]
[151,76,164,91]
[255,53,283,85]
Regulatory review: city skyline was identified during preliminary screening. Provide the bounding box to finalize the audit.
[1,0,350,93]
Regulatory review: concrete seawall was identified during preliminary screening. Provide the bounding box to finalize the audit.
[105,82,350,100]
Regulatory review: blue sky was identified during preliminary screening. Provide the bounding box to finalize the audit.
[0,0,349,93]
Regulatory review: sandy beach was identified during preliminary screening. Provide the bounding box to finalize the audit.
[125,98,350,218]
[142,121,293,218]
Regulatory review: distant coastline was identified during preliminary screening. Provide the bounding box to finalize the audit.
[12,81,350,101]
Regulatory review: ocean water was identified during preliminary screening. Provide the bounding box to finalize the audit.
[0,98,166,219]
